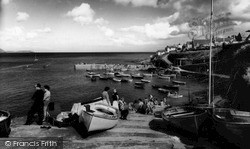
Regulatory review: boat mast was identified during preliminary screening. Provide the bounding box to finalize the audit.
[208,0,213,105]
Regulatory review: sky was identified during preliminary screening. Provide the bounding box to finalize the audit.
[0,0,250,52]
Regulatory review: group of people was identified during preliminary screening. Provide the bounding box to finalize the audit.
[133,95,170,114]
[102,87,129,120]
[24,83,51,126]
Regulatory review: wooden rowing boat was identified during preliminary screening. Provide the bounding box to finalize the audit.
[79,103,119,132]
[162,106,208,135]
[0,110,11,137]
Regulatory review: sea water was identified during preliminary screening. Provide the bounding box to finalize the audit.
[0,53,206,117]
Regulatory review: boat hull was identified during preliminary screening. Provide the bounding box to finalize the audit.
[162,106,208,135]
[212,108,250,148]
[79,104,118,132]
[0,110,11,137]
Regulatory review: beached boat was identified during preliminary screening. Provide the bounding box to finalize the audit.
[113,78,121,82]
[79,103,119,132]
[0,110,11,137]
[158,75,171,80]
[172,80,186,85]
[163,85,179,91]
[141,79,151,83]
[162,106,208,135]
[121,78,133,82]
[158,88,169,94]
[167,92,183,98]
[212,108,250,148]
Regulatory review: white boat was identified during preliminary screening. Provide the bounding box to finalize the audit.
[113,78,121,82]
[143,73,153,77]
[158,88,169,94]
[0,110,11,137]
[79,103,118,132]
[158,75,171,80]
[167,92,183,98]
[172,80,186,85]
[141,79,151,83]
[121,78,133,82]
[120,73,131,77]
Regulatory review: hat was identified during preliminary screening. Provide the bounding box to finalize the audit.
[35,83,41,88]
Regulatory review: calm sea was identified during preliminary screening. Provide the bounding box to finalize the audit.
[0,53,207,117]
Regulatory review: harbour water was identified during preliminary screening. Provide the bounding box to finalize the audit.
[0,53,207,117]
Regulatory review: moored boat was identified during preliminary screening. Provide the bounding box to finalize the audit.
[79,103,119,132]
[151,84,163,89]
[172,80,186,85]
[120,73,131,77]
[113,78,121,82]
[143,73,153,77]
[158,75,171,80]
[212,108,250,148]
[158,88,169,94]
[131,74,144,79]
[0,110,11,137]
[163,85,179,91]
[161,106,208,135]
[135,82,144,85]
[141,79,151,83]
[134,84,144,89]
[99,76,109,80]
[121,78,133,82]
[167,92,183,98]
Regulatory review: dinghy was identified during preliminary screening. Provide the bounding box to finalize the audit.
[162,106,208,135]
[172,80,186,85]
[141,79,151,83]
[79,103,118,132]
[113,78,121,82]
[0,110,11,137]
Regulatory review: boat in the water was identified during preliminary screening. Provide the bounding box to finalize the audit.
[141,79,151,83]
[121,78,133,82]
[172,80,186,85]
[163,85,179,91]
[161,106,208,135]
[134,84,144,89]
[167,92,183,98]
[158,88,169,94]
[158,75,171,80]
[135,82,144,85]
[131,74,144,79]
[143,73,153,77]
[0,110,11,137]
[79,103,119,132]
[212,108,250,148]
[113,78,121,82]
[99,76,109,80]
[151,84,163,89]
[120,73,131,77]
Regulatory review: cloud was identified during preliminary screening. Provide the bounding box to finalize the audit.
[0,26,52,41]
[113,0,171,7]
[1,0,11,5]
[16,12,30,22]
[94,18,109,25]
[67,3,95,25]
[98,26,114,37]
[228,0,250,21]
[121,12,185,39]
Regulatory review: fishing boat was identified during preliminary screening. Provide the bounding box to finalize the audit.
[131,74,144,79]
[135,82,144,85]
[167,92,183,98]
[212,108,250,148]
[141,79,151,83]
[0,110,11,137]
[121,78,133,82]
[172,80,186,85]
[158,88,169,94]
[158,75,171,81]
[79,103,119,132]
[143,73,153,77]
[120,73,131,77]
[162,106,208,135]
[134,84,144,89]
[99,76,108,80]
[113,78,121,82]
[151,84,163,89]
[163,85,179,91]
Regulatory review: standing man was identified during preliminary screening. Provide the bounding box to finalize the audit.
[42,85,51,122]
[24,83,44,125]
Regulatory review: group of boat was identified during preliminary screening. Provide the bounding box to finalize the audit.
[156,102,250,148]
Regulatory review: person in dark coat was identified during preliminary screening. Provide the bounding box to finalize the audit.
[24,83,45,125]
